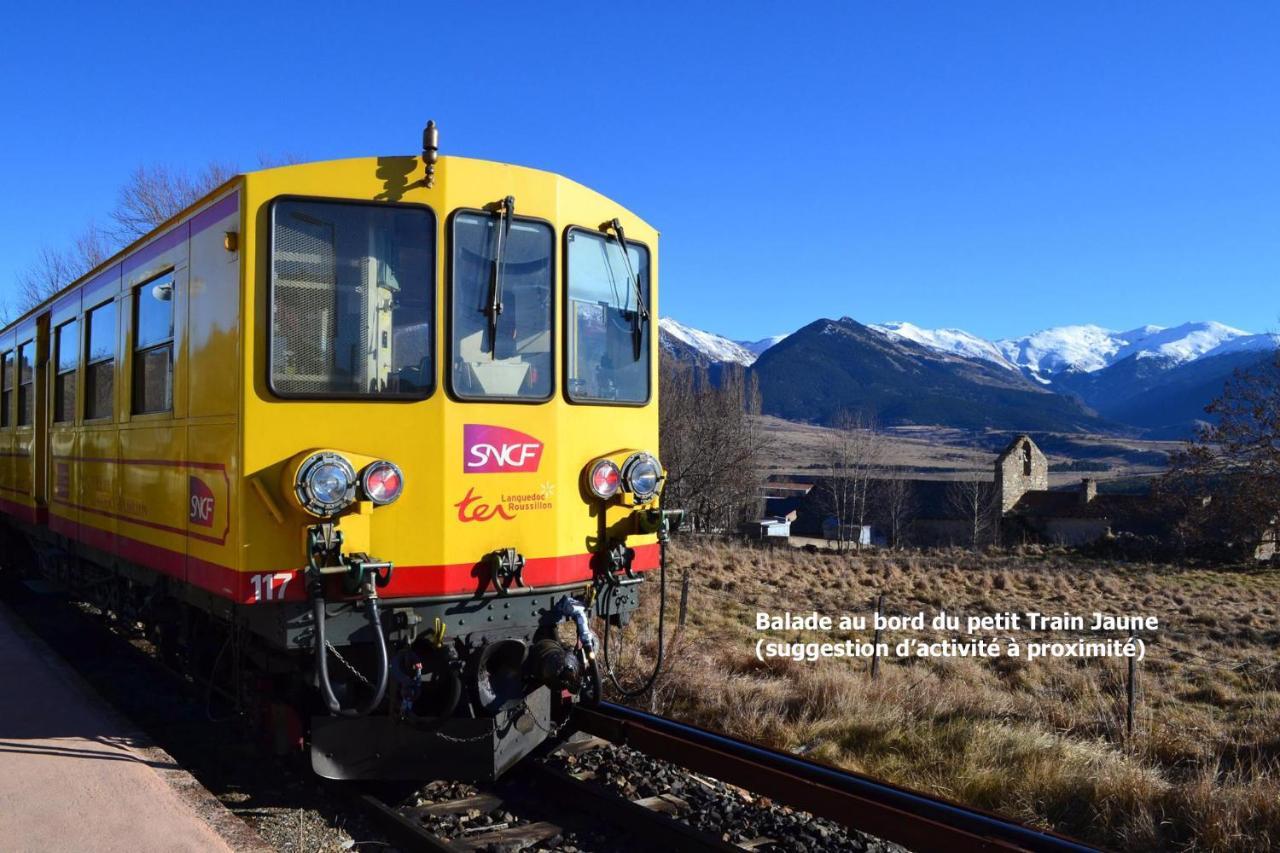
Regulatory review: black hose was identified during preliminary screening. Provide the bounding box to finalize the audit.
[404,661,462,728]
[312,593,390,717]
[601,533,668,698]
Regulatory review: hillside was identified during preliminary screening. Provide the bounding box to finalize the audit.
[1052,349,1275,438]
[749,317,1116,431]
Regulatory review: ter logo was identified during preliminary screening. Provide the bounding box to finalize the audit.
[189,476,215,527]
[463,424,544,474]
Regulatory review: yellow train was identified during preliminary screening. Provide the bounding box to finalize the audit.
[0,124,672,779]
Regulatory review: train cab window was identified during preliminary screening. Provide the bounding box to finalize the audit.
[269,199,434,399]
[133,272,174,414]
[85,301,116,420]
[54,319,79,423]
[16,341,34,425]
[0,351,11,427]
[450,212,553,400]
[565,228,651,404]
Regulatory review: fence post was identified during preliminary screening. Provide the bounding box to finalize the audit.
[678,570,690,628]
[870,593,884,680]
[1125,633,1138,739]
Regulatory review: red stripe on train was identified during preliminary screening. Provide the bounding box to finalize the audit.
[0,499,658,606]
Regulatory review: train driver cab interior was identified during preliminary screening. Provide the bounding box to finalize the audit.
[450,208,554,400]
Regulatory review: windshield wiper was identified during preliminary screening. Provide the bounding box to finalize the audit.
[605,218,649,360]
[484,195,514,358]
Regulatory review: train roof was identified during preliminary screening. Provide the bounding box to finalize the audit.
[4,153,654,334]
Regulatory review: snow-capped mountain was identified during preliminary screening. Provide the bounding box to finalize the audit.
[658,315,1279,437]
[859,320,1273,384]
[996,321,1267,381]
[871,322,1018,371]
[750,316,1111,432]
[996,325,1156,379]
[663,316,1277,379]
[736,334,789,357]
[659,318,760,366]
[1113,321,1278,365]
[876,319,1280,436]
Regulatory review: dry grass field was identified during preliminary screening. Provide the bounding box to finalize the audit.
[755,415,1180,486]
[607,540,1280,852]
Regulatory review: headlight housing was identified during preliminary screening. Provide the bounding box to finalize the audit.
[295,452,357,517]
[588,459,622,500]
[621,452,662,502]
[360,460,404,506]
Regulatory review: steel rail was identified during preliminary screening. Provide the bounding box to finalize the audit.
[576,702,1102,853]
[344,789,458,853]
[525,760,741,852]
[336,760,743,853]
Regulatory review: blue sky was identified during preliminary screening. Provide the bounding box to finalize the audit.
[1,2,1277,341]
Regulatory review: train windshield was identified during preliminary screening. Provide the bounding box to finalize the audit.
[269,200,435,399]
[566,228,650,403]
[450,212,554,400]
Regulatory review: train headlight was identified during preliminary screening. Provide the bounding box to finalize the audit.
[361,460,404,506]
[588,459,622,500]
[621,452,662,502]
[295,452,357,517]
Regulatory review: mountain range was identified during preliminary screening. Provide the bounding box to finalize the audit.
[658,317,1279,437]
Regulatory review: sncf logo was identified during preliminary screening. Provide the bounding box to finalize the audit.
[189,476,215,527]
[464,424,544,474]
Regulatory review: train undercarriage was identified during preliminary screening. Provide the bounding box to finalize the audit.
[0,522,651,781]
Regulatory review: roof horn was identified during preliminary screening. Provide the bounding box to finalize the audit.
[422,120,439,188]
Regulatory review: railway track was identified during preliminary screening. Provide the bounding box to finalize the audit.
[3,574,1098,852]
[342,703,1101,853]
[576,703,1100,853]
[343,735,756,852]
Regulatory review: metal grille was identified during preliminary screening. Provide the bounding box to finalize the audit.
[272,212,339,394]
[271,201,434,398]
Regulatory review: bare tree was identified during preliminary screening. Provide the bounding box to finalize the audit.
[12,223,111,316]
[109,162,237,243]
[9,161,243,318]
[819,411,882,552]
[947,476,995,549]
[1161,351,1280,560]
[660,363,771,533]
[876,468,917,549]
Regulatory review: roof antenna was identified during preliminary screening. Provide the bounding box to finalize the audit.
[422,120,439,188]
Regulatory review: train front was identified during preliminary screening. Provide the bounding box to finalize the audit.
[241,154,669,780]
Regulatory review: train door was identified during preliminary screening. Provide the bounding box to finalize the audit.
[33,312,50,507]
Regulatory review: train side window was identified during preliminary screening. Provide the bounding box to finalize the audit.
[269,199,435,399]
[54,319,79,423]
[16,341,34,425]
[0,351,11,428]
[132,273,174,414]
[85,301,116,421]
[450,212,554,401]
[565,228,651,404]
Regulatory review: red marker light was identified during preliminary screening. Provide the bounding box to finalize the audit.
[361,461,405,505]
[589,460,621,500]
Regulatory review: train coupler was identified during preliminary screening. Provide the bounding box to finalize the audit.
[305,524,393,597]
[488,548,526,594]
[599,541,637,584]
